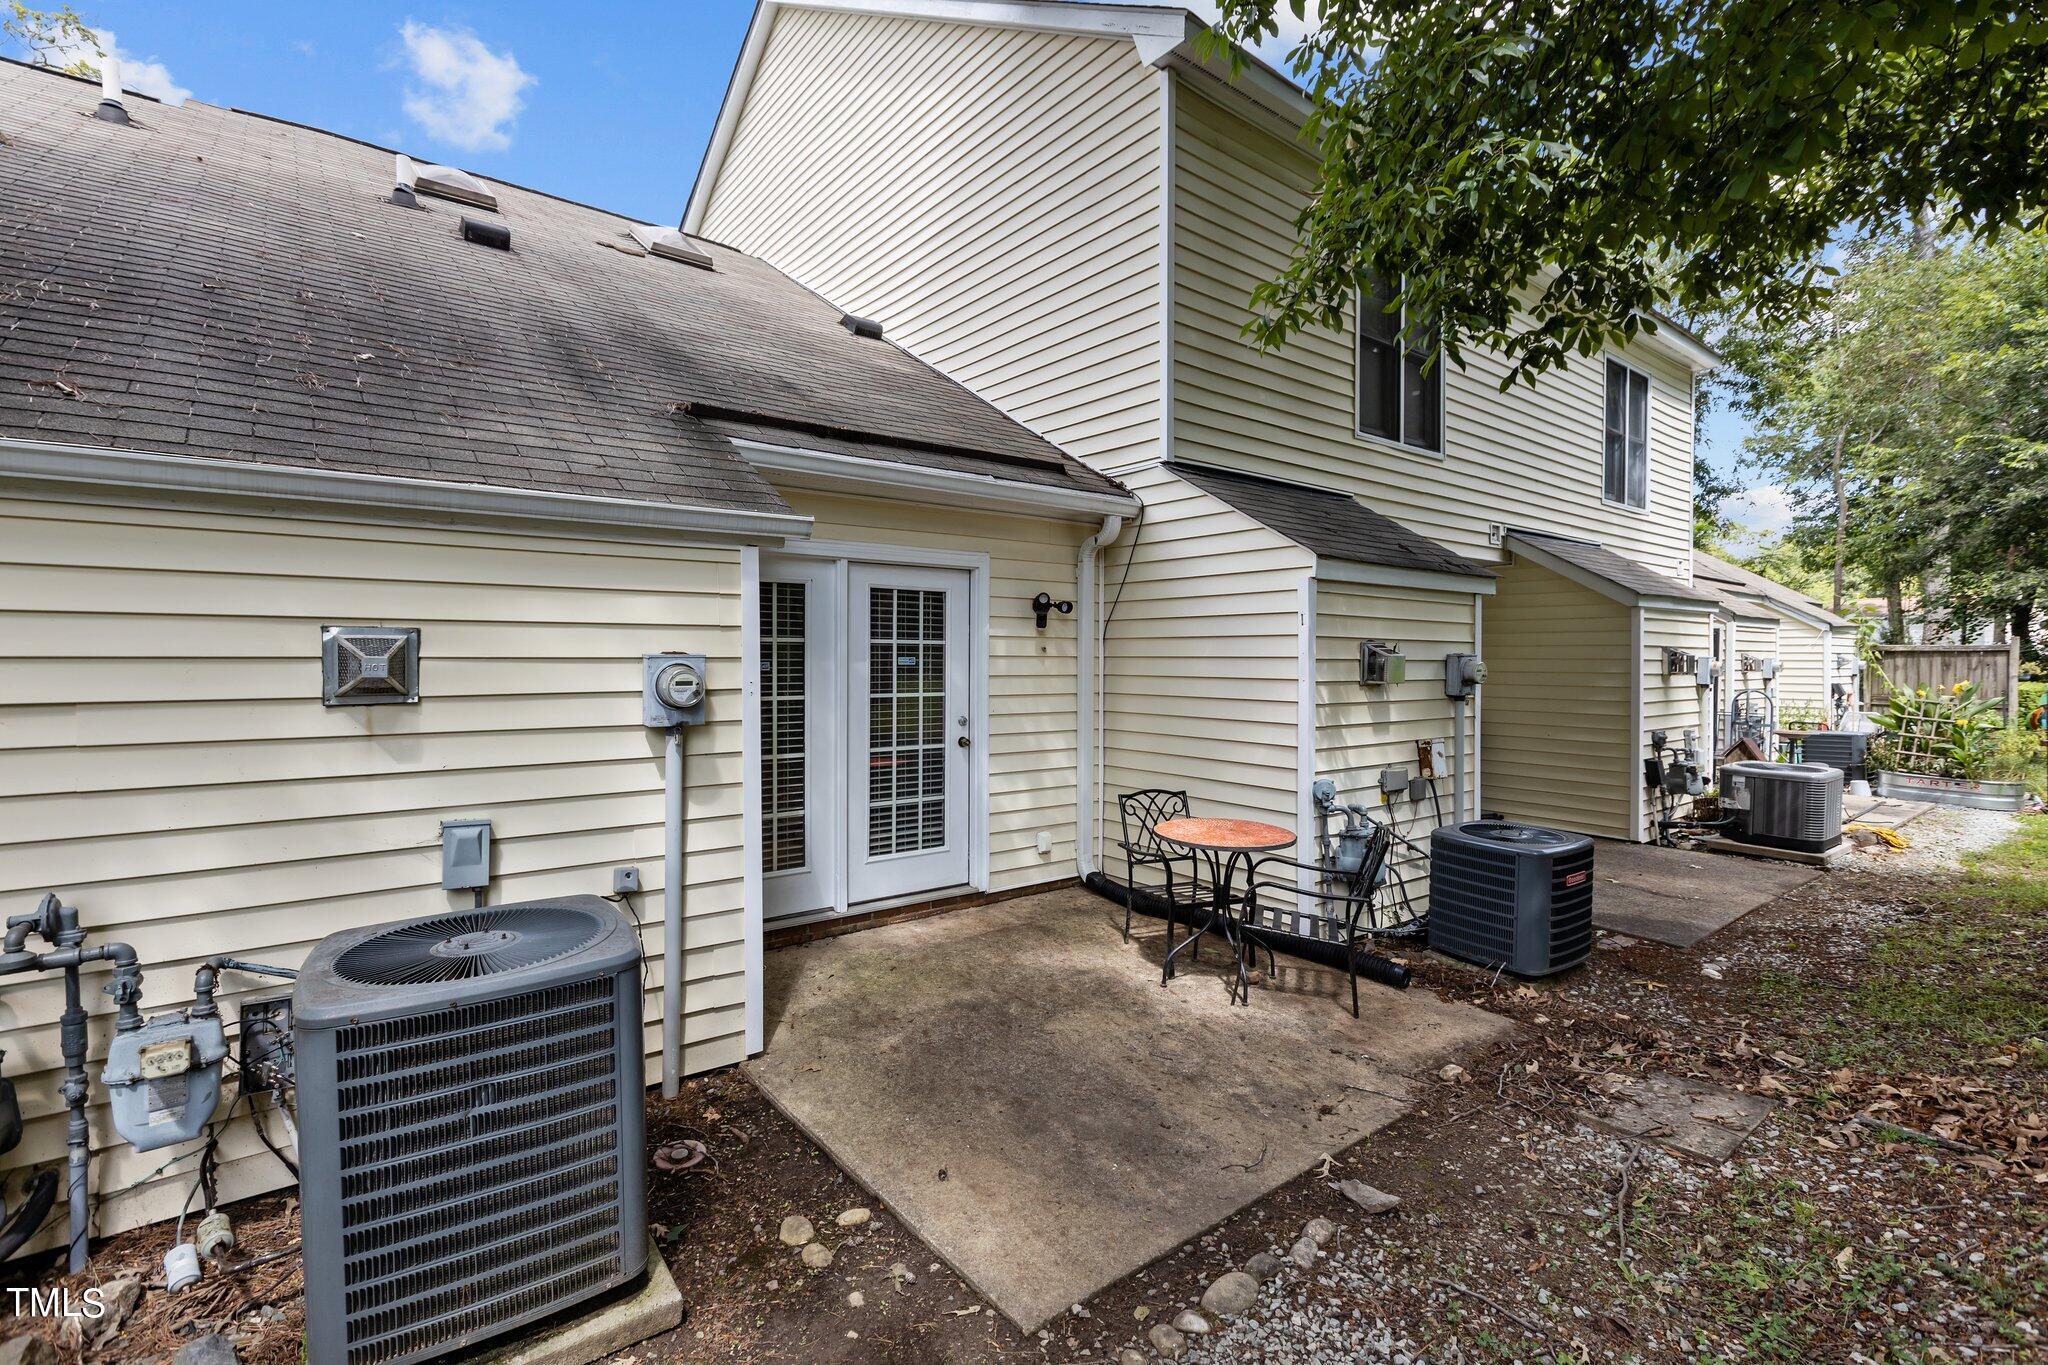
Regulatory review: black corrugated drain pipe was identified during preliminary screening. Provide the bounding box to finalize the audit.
[1084,873,1411,991]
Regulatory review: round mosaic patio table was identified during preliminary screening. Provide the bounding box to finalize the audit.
[1152,817,1294,1004]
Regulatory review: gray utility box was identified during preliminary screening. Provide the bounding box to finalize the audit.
[294,896,646,1365]
[1428,820,1594,977]
[1721,760,1843,853]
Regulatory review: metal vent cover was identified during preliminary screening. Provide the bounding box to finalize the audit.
[295,897,646,1365]
[321,626,420,706]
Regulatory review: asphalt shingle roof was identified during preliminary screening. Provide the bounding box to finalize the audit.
[1507,529,1716,605]
[0,62,1124,514]
[1692,551,1852,628]
[1174,462,1493,579]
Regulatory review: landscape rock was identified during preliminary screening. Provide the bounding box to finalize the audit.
[888,1262,915,1286]
[1338,1179,1402,1215]
[778,1215,815,1246]
[1303,1216,1337,1246]
[1288,1236,1318,1268]
[846,1291,864,1308]
[88,1278,143,1342]
[1146,1322,1187,1359]
[172,1334,240,1365]
[800,1242,834,1269]
[1242,1251,1284,1283]
[1172,1309,1211,1335]
[0,1336,57,1365]
[836,1207,871,1227]
[1199,1270,1258,1318]
[1118,1349,1149,1365]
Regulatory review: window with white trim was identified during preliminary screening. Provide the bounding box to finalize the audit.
[1603,359,1650,509]
[1356,276,1443,454]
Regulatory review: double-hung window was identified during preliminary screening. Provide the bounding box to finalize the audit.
[1603,359,1650,509]
[1356,276,1443,454]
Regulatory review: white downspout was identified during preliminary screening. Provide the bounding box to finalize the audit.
[1076,514,1125,877]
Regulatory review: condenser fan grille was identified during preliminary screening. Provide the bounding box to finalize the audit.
[334,905,606,986]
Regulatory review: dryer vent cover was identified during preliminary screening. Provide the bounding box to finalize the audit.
[322,625,420,706]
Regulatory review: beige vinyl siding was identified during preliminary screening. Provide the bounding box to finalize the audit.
[0,497,744,1245]
[1481,557,1633,839]
[780,490,1091,890]
[1735,617,1784,704]
[1638,607,1714,838]
[1315,582,1478,908]
[1169,83,1696,576]
[1771,615,1830,721]
[699,6,1163,470]
[1097,464,1309,869]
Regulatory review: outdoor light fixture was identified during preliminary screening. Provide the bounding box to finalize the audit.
[1031,591,1074,629]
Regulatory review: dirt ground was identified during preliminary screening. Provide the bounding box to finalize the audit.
[11,808,2044,1363]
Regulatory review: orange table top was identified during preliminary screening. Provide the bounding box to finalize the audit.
[1153,817,1295,852]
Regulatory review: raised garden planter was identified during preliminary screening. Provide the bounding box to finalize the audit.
[1874,770,2029,811]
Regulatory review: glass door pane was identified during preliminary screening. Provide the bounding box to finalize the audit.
[761,581,807,873]
[865,585,949,857]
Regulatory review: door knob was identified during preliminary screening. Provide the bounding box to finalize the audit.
[956,736,971,749]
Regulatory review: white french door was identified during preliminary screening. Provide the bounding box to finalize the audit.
[758,556,974,922]
[848,563,972,904]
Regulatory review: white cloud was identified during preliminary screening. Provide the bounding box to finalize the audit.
[39,26,191,106]
[1725,483,1798,540]
[396,22,533,153]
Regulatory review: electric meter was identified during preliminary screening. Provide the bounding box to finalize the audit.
[642,652,708,727]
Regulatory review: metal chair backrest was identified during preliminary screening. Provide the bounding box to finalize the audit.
[1118,789,1190,859]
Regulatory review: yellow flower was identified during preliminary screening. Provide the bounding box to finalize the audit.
[1952,682,1969,695]
[1915,686,1928,697]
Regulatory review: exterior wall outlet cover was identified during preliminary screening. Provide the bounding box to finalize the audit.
[613,866,642,895]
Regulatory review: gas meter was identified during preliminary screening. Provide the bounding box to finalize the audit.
[103,1011,227,1152]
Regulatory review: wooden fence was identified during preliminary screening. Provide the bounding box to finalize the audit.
[1870,642,2025,721]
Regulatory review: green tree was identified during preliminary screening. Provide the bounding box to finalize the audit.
[3,4,99,74]
[1204,0,2048,384]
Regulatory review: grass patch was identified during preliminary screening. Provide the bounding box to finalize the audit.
[1806,816,2048,1071]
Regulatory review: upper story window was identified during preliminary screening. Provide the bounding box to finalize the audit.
[1603,358,1650,509]
[1356,276,1443,454]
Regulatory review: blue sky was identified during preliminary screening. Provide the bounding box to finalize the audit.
[18,1,1773,533]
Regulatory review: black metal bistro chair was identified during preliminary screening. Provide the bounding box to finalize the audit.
[1239,820,1399,1018]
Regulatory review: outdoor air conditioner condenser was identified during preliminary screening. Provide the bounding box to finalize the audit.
[1427,821,1595,976]
[1720,761,1843,853]
[293,895,646,1365]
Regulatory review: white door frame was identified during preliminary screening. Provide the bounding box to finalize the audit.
[740,539,992,1048]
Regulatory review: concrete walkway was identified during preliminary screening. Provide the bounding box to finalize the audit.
[745,886,1510,1332]
[1590,839,1820,947]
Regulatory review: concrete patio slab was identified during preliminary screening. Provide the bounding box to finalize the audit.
[744,886,1510,1333]
[1590,839,1819,947]
[1582,1072,1775,1163]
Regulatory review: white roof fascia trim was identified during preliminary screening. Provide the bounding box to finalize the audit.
[684,0,1196,233]
[734,439,1140,520]
[0,437,810,545]
[1314,555,1497,597]
[1639,596,1721,617]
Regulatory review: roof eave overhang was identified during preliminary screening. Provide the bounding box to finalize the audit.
[735,438,1140,521]
[1505,533,1714,612]
[0,437,811,546]
[1315,556,1496,596]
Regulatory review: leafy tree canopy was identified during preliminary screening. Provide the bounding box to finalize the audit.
[3,4,99,75]
[1206,0,2048,384]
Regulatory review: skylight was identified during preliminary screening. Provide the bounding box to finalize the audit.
[628,224,713,270]
[411,161,498,211]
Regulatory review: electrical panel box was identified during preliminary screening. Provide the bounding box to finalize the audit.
[1377,765,1410,794]
[643,652,708,727]
[440,818,492,891]
[1444,653,1486,698]
[1664,648,1699,676]
[238,997,295,1092]
[1359,641,1406,687]
[1415,738,1449,779]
